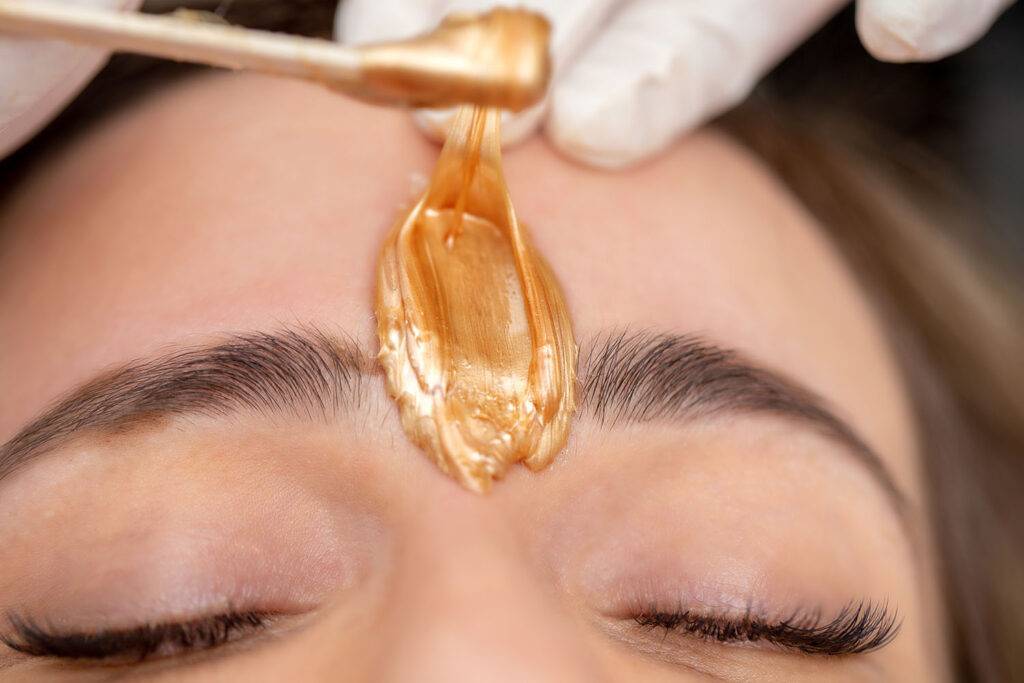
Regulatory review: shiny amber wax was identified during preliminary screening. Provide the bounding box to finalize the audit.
[375,106,576,493]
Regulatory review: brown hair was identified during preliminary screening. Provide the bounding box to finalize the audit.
[2,1,1022,680]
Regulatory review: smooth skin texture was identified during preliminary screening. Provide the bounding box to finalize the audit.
[0,73,946,681]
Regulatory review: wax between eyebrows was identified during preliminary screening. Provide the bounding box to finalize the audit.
[375,106,576,493]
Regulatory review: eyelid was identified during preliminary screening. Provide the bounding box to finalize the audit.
[626,600,900,657]
[2,609,273,663]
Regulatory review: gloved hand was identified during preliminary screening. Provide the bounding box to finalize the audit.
[0,0,143,160]
[337,0,1015,169]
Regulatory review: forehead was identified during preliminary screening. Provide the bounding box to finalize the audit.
[0,72,916,492]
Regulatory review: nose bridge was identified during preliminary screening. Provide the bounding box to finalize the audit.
[370,496,600,683]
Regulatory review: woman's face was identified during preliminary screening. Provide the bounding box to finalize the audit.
[0,73,944,681]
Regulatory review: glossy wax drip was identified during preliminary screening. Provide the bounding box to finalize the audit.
[375,106,576,493]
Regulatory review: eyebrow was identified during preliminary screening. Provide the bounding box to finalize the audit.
[0,329,367,482]
[581,331,905,512]
[0,328,905,512]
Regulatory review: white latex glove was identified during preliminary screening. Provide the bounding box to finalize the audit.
[0,0,143,160]
[336,0,1015,169]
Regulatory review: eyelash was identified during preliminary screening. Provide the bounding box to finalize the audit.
[630,600,899,656]
[2,601,898,663]
[2,610,270,663]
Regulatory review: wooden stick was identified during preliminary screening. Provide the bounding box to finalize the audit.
[0,0,362,84]
[0,0,551,111]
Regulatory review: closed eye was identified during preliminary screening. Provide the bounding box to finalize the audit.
[2,610,271,663]
[630,600,900,656]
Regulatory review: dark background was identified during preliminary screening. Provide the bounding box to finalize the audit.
[767,3,1023,263]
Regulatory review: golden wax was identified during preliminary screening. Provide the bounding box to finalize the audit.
[375,106,576,493]
[356,8,552,112]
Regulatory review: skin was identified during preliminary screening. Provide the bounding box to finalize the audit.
[0,73,945,681]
